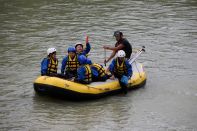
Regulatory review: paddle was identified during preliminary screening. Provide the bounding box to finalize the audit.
[104,48,106,66]
[129,46,145,64]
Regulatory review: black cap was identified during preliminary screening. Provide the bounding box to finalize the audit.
[114,31,123,37]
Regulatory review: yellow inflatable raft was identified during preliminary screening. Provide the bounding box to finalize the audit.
[33,61,147,100]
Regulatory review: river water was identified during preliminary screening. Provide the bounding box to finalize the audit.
[0,0,197,130]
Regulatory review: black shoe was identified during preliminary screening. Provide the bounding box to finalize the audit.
[123,89,127,94]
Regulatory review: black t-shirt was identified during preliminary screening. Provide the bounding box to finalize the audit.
[115,38,132,59]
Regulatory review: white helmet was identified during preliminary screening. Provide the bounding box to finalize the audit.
[117,50,125,57]
[47,48,56,55]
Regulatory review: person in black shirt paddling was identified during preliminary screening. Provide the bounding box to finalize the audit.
[103,31,132,64]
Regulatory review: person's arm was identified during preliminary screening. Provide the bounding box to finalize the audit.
[104,44,125,63]
[109,59,115,74]
[108,60,116,80]
[126,61,132,78]
[83,36,91,54]
[41,58,49,75]
[91,67,99,78]
[105,50,116,64]
[103,44,125,51]
[83,42,91,55]
[61,57,67,74]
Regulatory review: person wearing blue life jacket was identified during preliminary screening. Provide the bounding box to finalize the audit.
[108,50,132,94]
[61,47,79,79]
[75,36,91,57]
[91,63,108,82]
[41,48,58,76]
[103,31,132,65]
[86,58,92,65]
[72,55,97,84]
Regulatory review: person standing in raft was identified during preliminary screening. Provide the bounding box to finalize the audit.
[61,47,79,79]
[72,55,95,84]
[103,31,132,64]
[41,48,58,76]
[75,36,91,57]
[108,50,132,94]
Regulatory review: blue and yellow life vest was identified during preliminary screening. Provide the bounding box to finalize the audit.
[84,65,92,83]
[66,55,79,71]
[114,58,127,76]
[47,57,58,74]
[92,63,106,77]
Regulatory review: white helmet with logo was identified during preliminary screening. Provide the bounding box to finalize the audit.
[47,48,56,55]
[117,50,125,57]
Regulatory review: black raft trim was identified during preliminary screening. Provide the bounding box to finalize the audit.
[33,79,146,101]
[33,83,115,101]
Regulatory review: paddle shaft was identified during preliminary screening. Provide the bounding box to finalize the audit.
[104,48,106,66]
[129,46,145,64]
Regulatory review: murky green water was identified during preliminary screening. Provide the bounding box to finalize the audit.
[0,0,197,130]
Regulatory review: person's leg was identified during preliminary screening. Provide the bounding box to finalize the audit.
[120,75,129,94]
[118,79,128,94]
